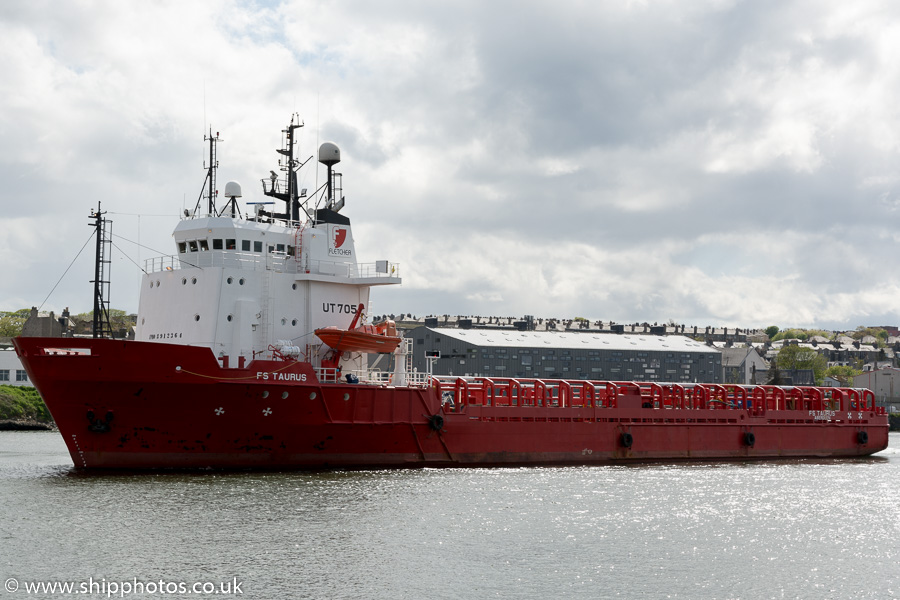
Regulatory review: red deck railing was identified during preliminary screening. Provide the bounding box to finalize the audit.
[434,377,884,417]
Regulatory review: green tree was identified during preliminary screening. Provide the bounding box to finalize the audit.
[765,325,779,339]
[0,309,30,337]
[71,309,134,333]
[771,328,834,342]
[804,329,834,340]
[772,328,809,341]
[775,345,827,385]
[824,365,862,386]
[851,326,889,347]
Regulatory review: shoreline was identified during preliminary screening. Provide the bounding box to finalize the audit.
[0,419,58,431]
[0,419,55,431]
[0,384,54,430]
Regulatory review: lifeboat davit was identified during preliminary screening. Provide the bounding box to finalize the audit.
[315,321,402,354]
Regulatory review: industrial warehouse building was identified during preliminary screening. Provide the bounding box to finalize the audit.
[405,326,723,383]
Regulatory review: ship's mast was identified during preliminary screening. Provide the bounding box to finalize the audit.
[191,129,221,217]
[206,128,219,215]
[89,202,113,339]
[261,114,309,224]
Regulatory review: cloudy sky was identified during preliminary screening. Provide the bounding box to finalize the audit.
[2,0,900,331]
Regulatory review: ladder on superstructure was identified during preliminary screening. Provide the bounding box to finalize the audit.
[90,202,113,339]
[403,338,414,374]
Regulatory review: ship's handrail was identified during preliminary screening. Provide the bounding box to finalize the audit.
[315,366,431,388]
[144,252,400,279]
[433,377,886,416]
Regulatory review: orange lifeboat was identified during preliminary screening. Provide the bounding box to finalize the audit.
[315,320,402,354]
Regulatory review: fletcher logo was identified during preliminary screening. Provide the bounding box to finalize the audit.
[256,372,307,382]
[329,227,351,256]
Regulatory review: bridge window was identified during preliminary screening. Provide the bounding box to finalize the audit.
[226,239,236,250]
[199,240,209,251]
[254,241,263,252]
[188,241,198,252]
[178,242,186,253]
[213,239,223,250]
[242,240,251,251]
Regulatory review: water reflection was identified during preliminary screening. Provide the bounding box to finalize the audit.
[2,431,898,599]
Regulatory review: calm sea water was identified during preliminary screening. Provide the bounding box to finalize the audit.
[1,431,898,600]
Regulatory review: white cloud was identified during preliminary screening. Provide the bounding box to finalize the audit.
[3,0,900,332]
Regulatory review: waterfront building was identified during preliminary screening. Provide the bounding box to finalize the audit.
[0,348,29,387]
[405,326,722,383]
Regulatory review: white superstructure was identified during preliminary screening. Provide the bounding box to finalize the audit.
[134,116,400,372]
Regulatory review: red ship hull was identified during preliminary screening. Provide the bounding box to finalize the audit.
[13,337,890,469]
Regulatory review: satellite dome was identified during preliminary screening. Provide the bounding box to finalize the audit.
[223,181,242,198]
[318,142,341,166]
